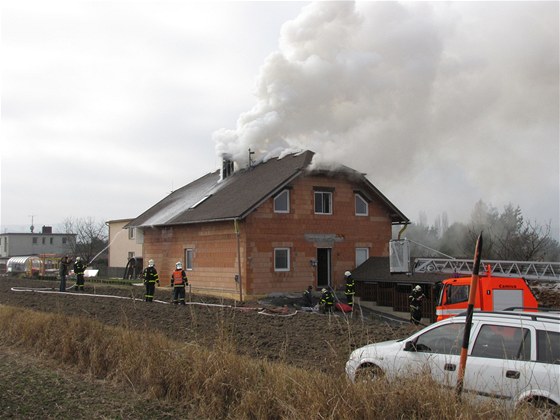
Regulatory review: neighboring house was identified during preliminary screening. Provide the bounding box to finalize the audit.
[352,257,449,322]
[126,150,409,299]
[0,226,76,274]
[107,218,144,278]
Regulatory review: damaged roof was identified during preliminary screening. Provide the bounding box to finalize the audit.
[126,150,409,228]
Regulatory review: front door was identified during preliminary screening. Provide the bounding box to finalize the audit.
[317,248,331,288]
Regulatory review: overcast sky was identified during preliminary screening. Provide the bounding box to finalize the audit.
[2,1,559,241]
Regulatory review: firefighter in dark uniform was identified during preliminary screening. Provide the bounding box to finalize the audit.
[409,285,426,325]
[170,261,188,305]
[320,287,334,314]
[303,285,314,307]
[58,255,72,292]
[73,257,86,292]
[344,270,355,308]
[143,259,159,302]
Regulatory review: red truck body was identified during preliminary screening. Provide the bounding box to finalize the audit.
[436,269,538,321]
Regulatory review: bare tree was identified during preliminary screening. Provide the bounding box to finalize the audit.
[405,201,559,262]
[466,202,559,261]
[60,217,108,265]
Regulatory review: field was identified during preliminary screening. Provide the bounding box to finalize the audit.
[1,277,558,418]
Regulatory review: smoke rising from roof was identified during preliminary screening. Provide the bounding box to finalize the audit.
[212,1,559,232]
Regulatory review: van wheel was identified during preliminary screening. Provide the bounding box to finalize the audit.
[355,364,384,382]
[522,397,559,418]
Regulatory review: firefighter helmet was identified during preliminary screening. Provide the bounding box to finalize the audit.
[148,259,155,267]
[321,288,327,293]
[414,285,422,292]
[345,271,351,277]
[176,262,182,270]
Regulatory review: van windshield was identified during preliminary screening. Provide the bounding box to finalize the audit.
[443,284,470,305]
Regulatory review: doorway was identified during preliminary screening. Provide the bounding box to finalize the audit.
[317,248,331,288]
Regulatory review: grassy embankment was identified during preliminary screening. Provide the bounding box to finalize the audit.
[0,305,542,419]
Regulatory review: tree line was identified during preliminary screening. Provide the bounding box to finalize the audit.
[402,200,560,262]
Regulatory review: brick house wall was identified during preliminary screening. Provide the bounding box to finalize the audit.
[142,173,393,299]
[142,221,244,297]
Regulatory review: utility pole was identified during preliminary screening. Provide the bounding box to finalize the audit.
[456,232,483,397]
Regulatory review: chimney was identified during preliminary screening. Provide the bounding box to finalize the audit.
[221,155,234,181]
[42,226,53,234]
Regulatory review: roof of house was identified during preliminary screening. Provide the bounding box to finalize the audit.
[126,150,409,228]
[352,257,449,285]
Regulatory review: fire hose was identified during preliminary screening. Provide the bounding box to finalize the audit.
[9,286,299,316]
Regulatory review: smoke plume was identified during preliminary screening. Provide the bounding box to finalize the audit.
[212,1,559,227]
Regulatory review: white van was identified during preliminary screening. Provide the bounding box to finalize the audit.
[346,310,560,411]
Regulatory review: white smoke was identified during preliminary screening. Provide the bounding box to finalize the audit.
[213,2,447,168]
[212,1,559,229]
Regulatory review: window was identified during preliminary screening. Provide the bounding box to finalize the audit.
[191,195,212,209]
[447,285,469,304]
[49,238,53,244]
[355,194,368,216]
[355,248,369,267]
[62,237,67,244]
[42,237,45,244]
[128,252,135,260]
[274,248,290,271]
[314,191,332,214]
[414,323,464,355]
[32,237,38,244]
[472,325,531,360]
[274,190,290,213]
[185,249,194,270]
[537,330,560,364]
[128,228,135,240]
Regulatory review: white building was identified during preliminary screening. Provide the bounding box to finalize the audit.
[0,227,75,258]
[107,219,143,277]
[0,226,76,272]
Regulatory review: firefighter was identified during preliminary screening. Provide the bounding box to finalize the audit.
[73,257,86,292]
[409,285,426,325]
[142,259,159,302]
[320,287,334,314]
[170,261,188,305]
[344,271,355,308]
[58,255,72,292]
[303,285,314,307]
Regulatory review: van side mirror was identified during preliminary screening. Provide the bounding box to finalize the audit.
[404,341,417,352]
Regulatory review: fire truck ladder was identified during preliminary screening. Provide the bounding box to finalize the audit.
[413,258,560,282]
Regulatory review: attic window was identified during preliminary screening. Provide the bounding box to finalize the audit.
[191,195,212,209]
[355,194,368,216]
[274,190,290,213]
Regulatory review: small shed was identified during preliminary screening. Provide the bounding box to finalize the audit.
[353,257,448,322]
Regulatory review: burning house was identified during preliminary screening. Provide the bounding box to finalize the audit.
[125,150,409,300]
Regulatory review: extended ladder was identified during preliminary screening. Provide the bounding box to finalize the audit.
[413,258,560,282]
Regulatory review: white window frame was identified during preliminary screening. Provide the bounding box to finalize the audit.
[128,227,135,240]
[274,190,290,213]
[356,247,369,267]
[185,248,194,270]
[274,248,290,272]
[314,191,332,215]
[355,194,368,216]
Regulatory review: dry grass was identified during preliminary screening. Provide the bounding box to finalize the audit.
[0,305,550,419]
